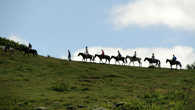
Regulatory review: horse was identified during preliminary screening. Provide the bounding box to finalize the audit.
[24,47,38,56]
[166,59,182,69]
[1,45,15,55]
[4,45,10,52]
[78,53,94,62]
[144,57,161,68]
[111,56,127,65]
[94,54,111,64]
[29,49,38,56]
[126,56,142,67]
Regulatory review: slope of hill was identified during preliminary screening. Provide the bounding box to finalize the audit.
[0,49,195,110]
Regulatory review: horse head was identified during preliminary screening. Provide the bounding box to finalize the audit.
[78,53,82,56]
[166,59,170,64]
[95,54,99,58]
[144,57,149,61]
[126,56,130,59]
[111,56,117,61]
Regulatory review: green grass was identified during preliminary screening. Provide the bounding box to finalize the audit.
[0,50,195,110]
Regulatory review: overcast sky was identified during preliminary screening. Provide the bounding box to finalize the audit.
[0,0,195,68]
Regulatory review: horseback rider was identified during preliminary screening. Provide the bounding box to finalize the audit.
[117,50,121,58]
[133,51,137,58]
[68,49,71,61]
[152,53,155,61]
[172,54,177,62]
[101,49,104,56]
[85,46,89,55]
[28,43,32,49]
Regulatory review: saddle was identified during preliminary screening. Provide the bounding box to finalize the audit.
[132,56,137,59]
[85,54,90,57]
[172,60,177,64]
[117,56,122,59]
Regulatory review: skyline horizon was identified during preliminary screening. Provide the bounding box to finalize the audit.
[1,0,195,68]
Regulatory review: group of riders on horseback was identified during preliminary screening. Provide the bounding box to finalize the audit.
[78,46,182,69]
[4,42,38,56]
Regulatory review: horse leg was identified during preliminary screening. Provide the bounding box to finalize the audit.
[99,58,102,63]
[101,59,103,63]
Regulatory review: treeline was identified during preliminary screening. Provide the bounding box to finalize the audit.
[186,62,195,70]
[0,37,28,50]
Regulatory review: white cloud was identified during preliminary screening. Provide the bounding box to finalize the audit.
[72,46,195,69]
[111,0,195,30]
[7,35,29,46]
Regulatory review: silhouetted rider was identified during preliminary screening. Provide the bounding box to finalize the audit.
[85,46,89,55]
[68,49,71,61]
[101,49,104,56]
[117,50,121,58]
[152,53,155,61]
[28,43,32,49]
[172,54,177,62]
[133,51,136,58]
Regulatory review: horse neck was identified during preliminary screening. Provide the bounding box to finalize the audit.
[78,53,82,55]
[96,54,101,58]
[167,59,171,63]
[112,56,117,59]
[126,56,130,58]
[144,58,149,61]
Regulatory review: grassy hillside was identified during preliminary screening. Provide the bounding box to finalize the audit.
[0,49,195,110]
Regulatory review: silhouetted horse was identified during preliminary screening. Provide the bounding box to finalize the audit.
[166,59,182,69]
[78,53,94,62]
[30,49,38,56]
[111,56,127,65]
[4,45,10,52]
[2,45,15,55]
[126,56,142,67]
[94,54,111,64]
[144,57,161,68]
[24,47,38,56]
